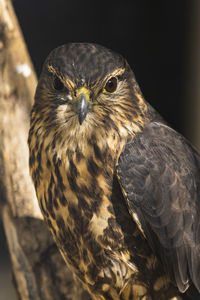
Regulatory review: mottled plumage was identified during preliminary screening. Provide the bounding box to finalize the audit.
[28,43,200,299]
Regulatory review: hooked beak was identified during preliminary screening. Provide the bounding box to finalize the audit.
[74,88,91,125]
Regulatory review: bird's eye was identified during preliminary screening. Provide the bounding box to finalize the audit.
[104,77,118,94]
[53,76,65,91]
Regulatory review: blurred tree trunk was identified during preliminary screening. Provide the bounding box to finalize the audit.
[0,0,91,299]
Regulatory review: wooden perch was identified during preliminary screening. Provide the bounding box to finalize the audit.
[0,0,91,299]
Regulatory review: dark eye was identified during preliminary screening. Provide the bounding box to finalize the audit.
[104,77,118,93]
[53,76,65,91]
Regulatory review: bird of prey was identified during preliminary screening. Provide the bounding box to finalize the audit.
[28,43,200,300]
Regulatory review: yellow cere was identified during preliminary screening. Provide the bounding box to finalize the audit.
[76,87,91,101]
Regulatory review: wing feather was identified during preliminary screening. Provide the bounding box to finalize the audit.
[117,122,200,293]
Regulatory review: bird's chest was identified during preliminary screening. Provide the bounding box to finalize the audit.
[37,137,127,270]
[32,137,166,299]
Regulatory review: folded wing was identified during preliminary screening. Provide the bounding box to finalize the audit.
[117,122,200,293]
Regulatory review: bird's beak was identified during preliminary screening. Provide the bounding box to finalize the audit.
[74,87,91,125]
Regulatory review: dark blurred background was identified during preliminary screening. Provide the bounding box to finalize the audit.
[1,0,200,299]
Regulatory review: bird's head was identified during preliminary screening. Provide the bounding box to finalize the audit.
[33,43,147,140]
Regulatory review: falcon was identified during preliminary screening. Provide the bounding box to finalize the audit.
[28,43,200,300]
